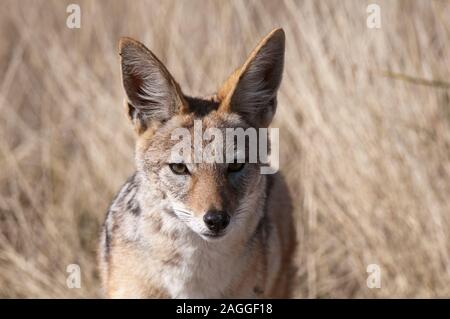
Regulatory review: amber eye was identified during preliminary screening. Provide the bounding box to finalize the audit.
[169,163,189,175]
[228,162,245,173]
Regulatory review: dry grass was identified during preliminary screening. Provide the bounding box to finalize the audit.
[0,0,449,298]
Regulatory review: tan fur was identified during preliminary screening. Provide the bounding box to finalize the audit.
[218,28,284,113]
[99,28,296,298]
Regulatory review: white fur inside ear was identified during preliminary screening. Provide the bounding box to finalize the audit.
[121,41,180,123]
[231,31,285,127]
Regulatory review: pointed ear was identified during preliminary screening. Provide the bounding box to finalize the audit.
[119,37,186,134]
[218,28,285,127]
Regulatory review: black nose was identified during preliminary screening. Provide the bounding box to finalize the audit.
[203,210,230,232]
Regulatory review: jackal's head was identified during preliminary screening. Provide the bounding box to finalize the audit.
[119,29,285,241]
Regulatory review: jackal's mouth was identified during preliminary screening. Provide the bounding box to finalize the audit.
[201,231,227,240]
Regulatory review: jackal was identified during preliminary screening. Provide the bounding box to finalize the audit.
[99,28,296,298]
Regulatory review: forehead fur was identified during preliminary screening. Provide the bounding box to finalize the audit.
[136,95,247,155]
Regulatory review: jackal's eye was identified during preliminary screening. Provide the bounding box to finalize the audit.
[169,163,189,175]
[227,162,245,173]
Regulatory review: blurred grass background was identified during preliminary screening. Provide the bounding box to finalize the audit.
[0,0,449,298]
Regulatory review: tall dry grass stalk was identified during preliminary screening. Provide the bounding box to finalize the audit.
[0,0,449,298]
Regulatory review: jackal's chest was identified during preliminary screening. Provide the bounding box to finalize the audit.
[154,243,258,298]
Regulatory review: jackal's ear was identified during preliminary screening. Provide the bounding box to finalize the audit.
[119,37,186,134]
[218,28,285,127]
